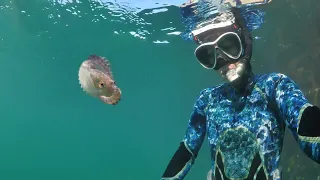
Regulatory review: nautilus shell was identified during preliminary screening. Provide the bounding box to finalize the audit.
[78,55,121,105]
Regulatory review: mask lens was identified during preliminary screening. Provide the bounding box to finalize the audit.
[217,33,242,58]
[195,45,216,69]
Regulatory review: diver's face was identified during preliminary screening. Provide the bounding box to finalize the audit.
[218,60,245,84]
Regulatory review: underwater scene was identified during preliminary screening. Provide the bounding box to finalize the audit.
[0,0,319,179]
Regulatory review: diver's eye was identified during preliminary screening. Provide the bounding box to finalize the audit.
[99,82,105,88]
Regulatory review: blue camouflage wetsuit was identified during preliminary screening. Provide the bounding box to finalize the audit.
[161,73,320,180]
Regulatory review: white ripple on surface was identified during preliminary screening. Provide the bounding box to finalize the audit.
[153,40,169,43]
[51,0,185,40]
[55,0,186,12]
[5,0,184,41]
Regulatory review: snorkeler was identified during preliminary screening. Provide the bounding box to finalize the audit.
[160,7,320,180]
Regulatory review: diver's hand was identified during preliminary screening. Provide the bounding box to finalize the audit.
[298,105,320,137]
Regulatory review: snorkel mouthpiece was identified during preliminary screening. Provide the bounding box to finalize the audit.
[225,62,245,83]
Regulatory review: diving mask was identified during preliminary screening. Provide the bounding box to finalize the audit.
[194,32,243,70]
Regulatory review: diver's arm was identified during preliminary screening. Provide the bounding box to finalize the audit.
[161,90,208,180]
[268,73,320,164]
[161,112,206,180]
[231,7,253,63]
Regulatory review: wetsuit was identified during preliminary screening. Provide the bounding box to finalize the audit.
[161,73,320,180]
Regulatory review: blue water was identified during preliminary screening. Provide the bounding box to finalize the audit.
[0,0,319,179]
